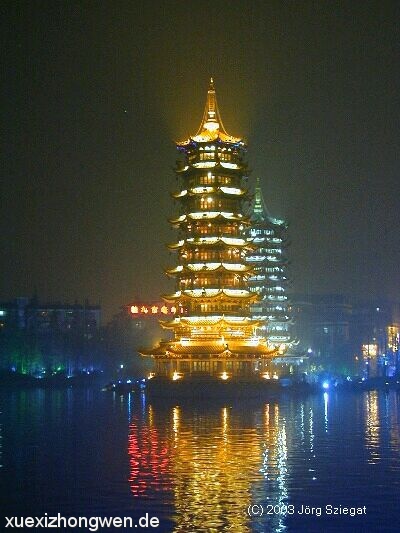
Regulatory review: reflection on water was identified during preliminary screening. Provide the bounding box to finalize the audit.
[364,391,380,464]
[0,407,3,468]
[2,389,400,532]
[128,404,171,496]
[324,392,329,432]
[389,394,400,452]
[127,392,400,532]
[128,399,320,532]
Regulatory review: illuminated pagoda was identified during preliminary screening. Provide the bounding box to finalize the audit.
[247,179,294,351]
[140,79,277,381]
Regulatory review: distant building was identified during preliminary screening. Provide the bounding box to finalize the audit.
[291,294,400,376]
[0,297,101,375]
[0,297,101,333]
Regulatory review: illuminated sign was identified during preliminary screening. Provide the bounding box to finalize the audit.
[128,303,185,317]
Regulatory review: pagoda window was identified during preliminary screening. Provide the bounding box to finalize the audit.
[199,172,215,185]
[200,197,214,209]
[200,152,215,161]
[217,176,232,185]
[196,250,218,261]
[197,223,214,235]
[221,224,237,235]
[195,278,212,286]
[227,248,240,259]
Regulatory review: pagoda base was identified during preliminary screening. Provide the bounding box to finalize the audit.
[144,375,315,399]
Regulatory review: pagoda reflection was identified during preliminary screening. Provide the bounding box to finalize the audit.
[128,400,291,532]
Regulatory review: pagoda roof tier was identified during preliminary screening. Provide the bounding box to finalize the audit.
[168,236,256,249]
[251,236,288,245]
[171,186,247,199]
[175,161,246,174]
[167,343,274,356]
[161,314,254,323]
[177,134,243,147]
[246,256,288,265]
[139,344,170,357]
[176,79,243,146]
[175,160,247,172]
[140,341,276,359]
[159,316,261,329]
[162,288,258,302]
[169,212,251,225]
[167,237,255,250]
[165,262,254,276]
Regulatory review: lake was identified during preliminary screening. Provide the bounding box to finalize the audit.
[1,388,399,532]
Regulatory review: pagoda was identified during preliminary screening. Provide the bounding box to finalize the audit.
[140,79,276,381]
[247,179,294,351]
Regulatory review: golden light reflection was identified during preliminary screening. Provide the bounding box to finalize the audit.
[173,406,180,449]
[128,402,291,532]
[171,407,261,532]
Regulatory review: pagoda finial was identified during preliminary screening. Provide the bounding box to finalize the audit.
[177,78,242,145]
[253,178,269,221]
[195,78,228,138]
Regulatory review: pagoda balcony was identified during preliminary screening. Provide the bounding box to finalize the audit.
[168,313,257,322]
[166,262,254,274]
[169,211,251,224]
[189,159,245,171]
[246,255,266,262]
[172,186,247,198]
[184,236,251,247]
[163,288,257,302]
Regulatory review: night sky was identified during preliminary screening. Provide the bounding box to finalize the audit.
[1,1,399,320]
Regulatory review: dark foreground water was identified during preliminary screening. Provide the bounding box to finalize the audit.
[1,388,399,532]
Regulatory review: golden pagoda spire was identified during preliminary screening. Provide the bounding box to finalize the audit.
[195,77,228,137]
[177,78,242,145]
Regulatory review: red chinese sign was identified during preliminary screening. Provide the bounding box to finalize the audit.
[128,303,185,317]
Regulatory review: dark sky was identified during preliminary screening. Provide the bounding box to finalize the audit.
[1,1,399,320]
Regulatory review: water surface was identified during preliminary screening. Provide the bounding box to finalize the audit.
[1,388,399,532]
